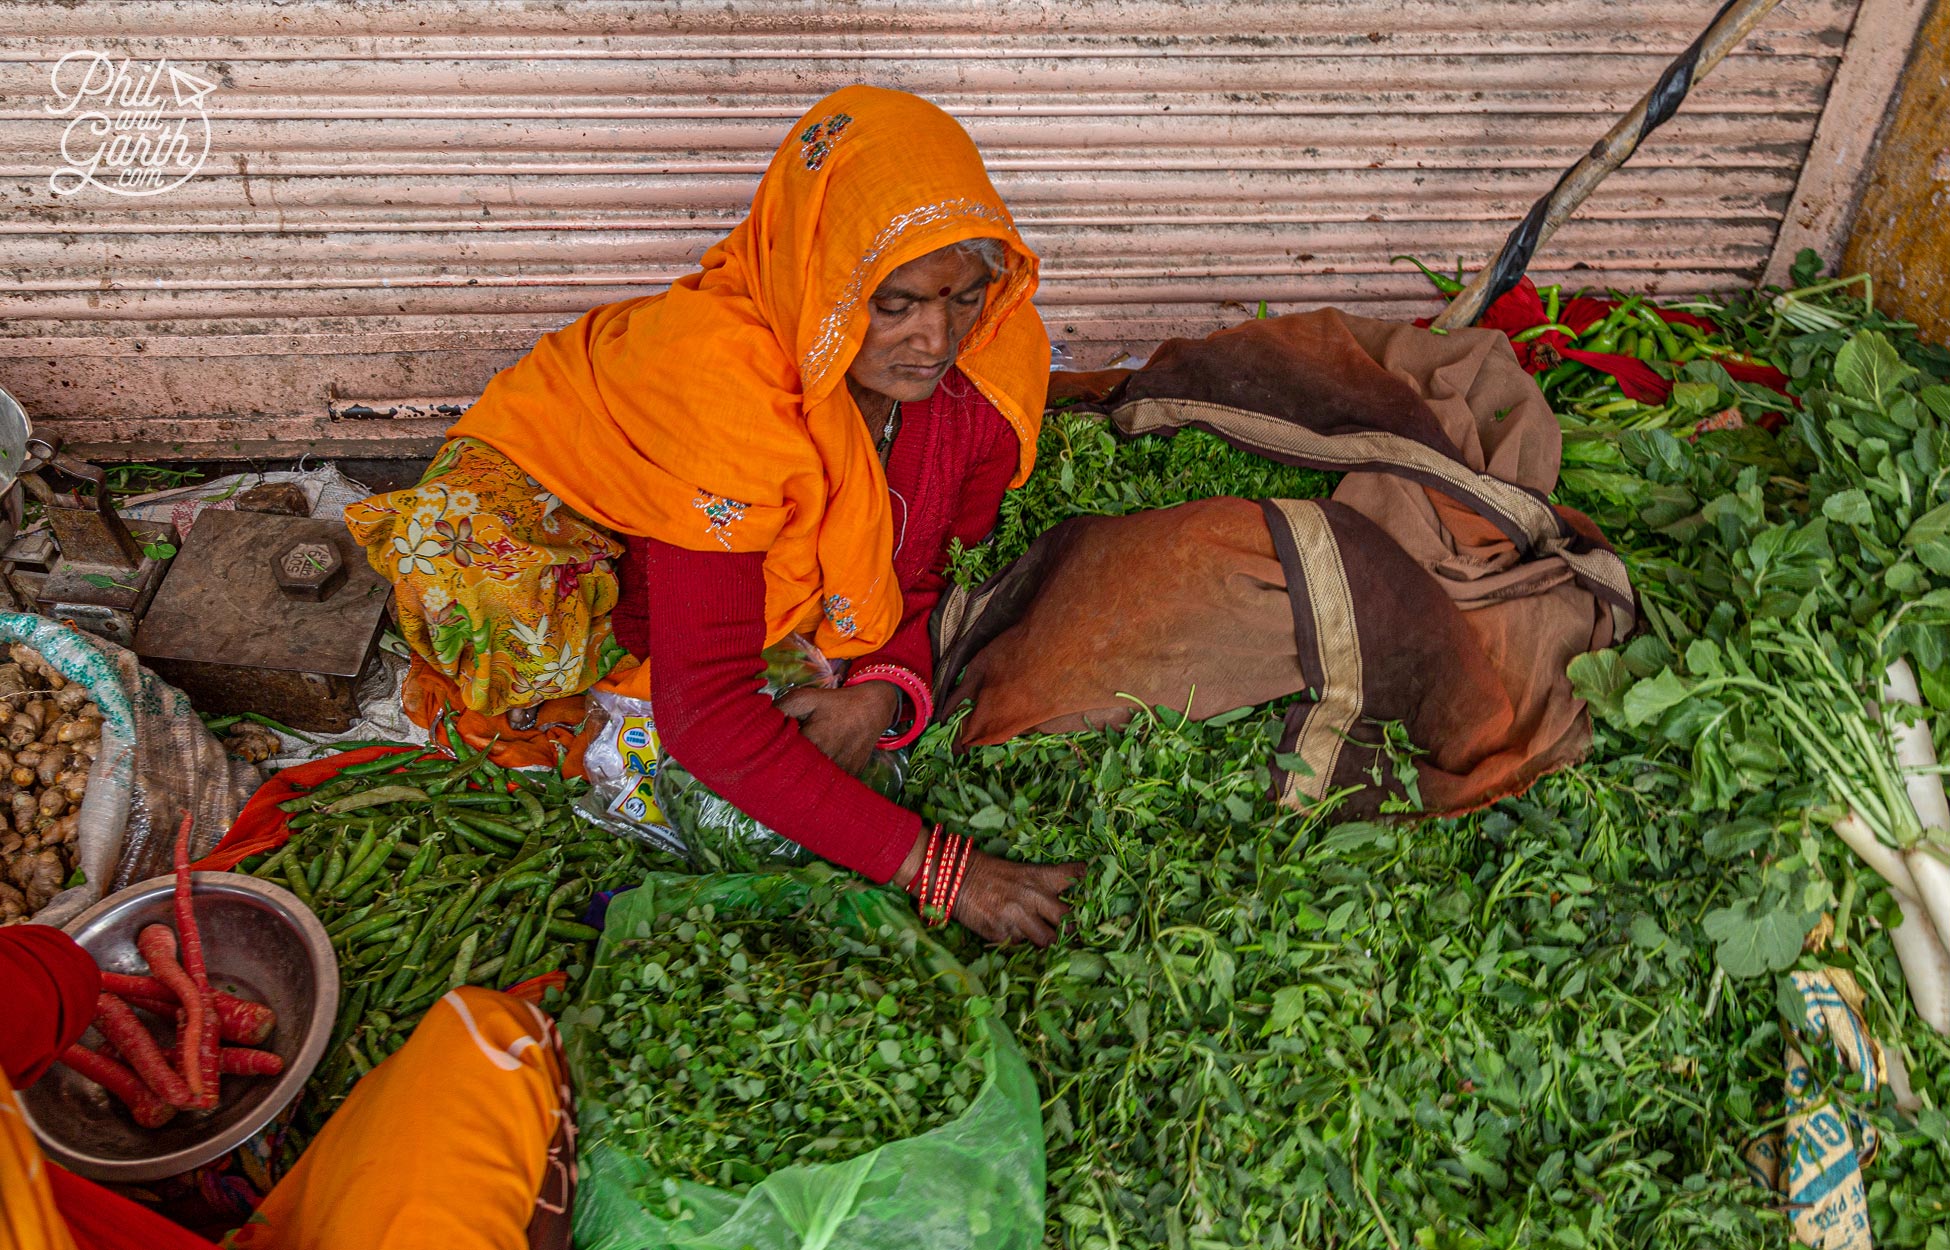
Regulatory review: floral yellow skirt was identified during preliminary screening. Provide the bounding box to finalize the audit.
[346,437,631,717]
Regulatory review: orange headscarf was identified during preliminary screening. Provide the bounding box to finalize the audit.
[452,85,1048,659]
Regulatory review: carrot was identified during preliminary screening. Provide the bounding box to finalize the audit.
[58,1044,176,1129]
[163,1044,285,1077]
[172,812,222,1109]
[98,970,165,1000]
[98,972,277,1045]
[135,924,206,1105]
[173,812,209,987]
[118,991,180,1018]
[211,994,275,1047]
[194,988,221,1107]
[93,993,193,1108]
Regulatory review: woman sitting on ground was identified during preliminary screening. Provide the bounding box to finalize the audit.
[348,85,1081,946]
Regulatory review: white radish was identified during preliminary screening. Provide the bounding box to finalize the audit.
[1883,1034,1924,1114]
[1836,812,1950,1032]
[1889,892,1950,1035]
[1833,811,1920,899]
[1880,658,1950,955]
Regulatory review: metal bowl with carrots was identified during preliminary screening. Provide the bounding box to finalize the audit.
[18,866,338,1182]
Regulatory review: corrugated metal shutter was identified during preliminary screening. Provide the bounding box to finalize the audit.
[0,0,1864,458]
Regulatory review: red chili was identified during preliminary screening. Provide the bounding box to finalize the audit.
[59,1044,177,1129]
[93,993,193,1108]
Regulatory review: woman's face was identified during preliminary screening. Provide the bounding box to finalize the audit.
[847,245,991,403]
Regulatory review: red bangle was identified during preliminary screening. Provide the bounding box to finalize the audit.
[939,835,973,925]
[912,823,972,928]
[912,823,942,903]
[844,663,932,750]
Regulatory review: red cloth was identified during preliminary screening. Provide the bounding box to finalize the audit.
[49,1165,218,1250]
[1474,279,1673,402]
[611,369,1019,881]
[197,745,425,870]
[0,925,98,1088]
[1719,357,1796,394]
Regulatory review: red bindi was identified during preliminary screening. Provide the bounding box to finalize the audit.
[938,285,952,297]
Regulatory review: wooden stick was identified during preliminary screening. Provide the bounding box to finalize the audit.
[1432,0,1788,330]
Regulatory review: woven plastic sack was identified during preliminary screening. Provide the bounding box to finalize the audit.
[564,865,1046,1250]
[3,613,251,927]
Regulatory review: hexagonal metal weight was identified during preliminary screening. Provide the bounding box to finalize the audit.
[273,539,345,601]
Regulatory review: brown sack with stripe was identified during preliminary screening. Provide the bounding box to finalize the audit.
[930,308,1636,818]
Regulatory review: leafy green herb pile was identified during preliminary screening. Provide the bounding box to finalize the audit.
[899,254,1950,1246]
[1552,265,1950,983]
[582,902,988,1194]
[911,713,1809,1247]
[237,742,675,1133]
[948,417,1337,585]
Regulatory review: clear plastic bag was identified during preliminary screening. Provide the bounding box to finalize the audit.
[564,865,1045,1250]
[651,754,813,873]
[581,634,908,872]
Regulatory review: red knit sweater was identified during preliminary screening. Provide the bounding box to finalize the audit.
[609,369,1019,882]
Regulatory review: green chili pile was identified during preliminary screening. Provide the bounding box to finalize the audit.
[236,743,675,1130]
[582,902,987,1196]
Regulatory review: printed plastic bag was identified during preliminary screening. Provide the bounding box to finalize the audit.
[563,865,1045,1250]
[578,685,682,856]
[3,613,252,927]
[582,635,908,872]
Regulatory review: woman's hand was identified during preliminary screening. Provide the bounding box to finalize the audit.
[896,833,1084,947]
[774,682,900,776]
[954,851,1085,947]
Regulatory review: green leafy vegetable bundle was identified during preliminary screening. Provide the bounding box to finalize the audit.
[565,868,1045,1250]
[908,708,1817,1248]
[582,899,987,1188]
[894,266,1950,1246]
[948,416,1337,586]
[1557,292,1950,998]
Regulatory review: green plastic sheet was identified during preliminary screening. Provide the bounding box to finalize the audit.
[564,865,1045,1250]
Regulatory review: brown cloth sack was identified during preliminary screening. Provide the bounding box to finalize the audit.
[931,309,1636,818]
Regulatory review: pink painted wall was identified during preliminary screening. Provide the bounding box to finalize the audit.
[0,0,1879,457]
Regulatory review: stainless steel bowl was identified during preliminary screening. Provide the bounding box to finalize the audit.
[19,871,339,1182]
